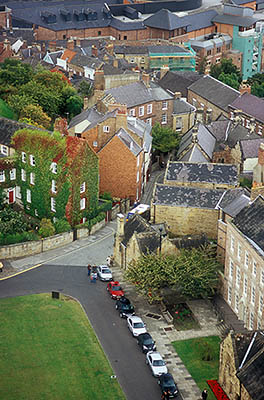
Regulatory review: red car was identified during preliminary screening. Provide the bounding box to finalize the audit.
[107,281,124,299]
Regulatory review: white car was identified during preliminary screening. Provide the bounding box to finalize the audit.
[127,315,147,337]
[97,265,113,281]
[146,351,168,377]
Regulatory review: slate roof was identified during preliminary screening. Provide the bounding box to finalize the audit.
[136,231,160,254]
[105,81,172,108]
[158,70,202,97]
[240,138,264,159]
[206,120,231,144]
[218,187,250,217]
[127,117,152,152]
[114,45,148,55]
[225,124,259,148]
[147,45,188,54]
[121,213,159,248]
[68,106,116,131]
[70,53,102,69]
[233,195,264,254]
[188,75,240,112]
[173,98,195,114]
[184,9,218,32]
[0,117,49,146]
[153,183,224,209]
[229,92,264,123]
[143,9,189,30]
[212,13,258,27]
[165,161,239,186]
[117,128,142,156]
[110,17,145,31]
[180,145,209,162]
[177,123,216,160]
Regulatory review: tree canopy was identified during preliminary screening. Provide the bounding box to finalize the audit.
[152,123,180,153]
[246,73,264,97]
[124,245,221,303]
[210,59,241,90]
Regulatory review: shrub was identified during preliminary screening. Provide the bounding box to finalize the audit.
[39,218,55,238]
[200,341,215,361]
[54,219,71,234]
[0,231,39,245]
[76,212,105,230]
[100,192,112,201]
[0,206,28,235]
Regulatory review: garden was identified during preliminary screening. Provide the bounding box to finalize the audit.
[0,294,125,400]
[173,336,221,400]
[165,301,200,331]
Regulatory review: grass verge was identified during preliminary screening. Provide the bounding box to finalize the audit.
[0,294,125,400]
[172,336,220,400]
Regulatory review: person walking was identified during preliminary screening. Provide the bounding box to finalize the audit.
[87,264,91,276]
[161,390,170,400]
[0,261,3,273]
[202,389,208,400]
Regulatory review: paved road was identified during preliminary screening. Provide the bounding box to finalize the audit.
[0,229,163,400]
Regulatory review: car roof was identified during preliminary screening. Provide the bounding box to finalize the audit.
[110,281,120,285]
[161,373,173,379]
[130,315,143,322]
[149,352,162,360]
[139,332,151,338]
[100,265,109,269]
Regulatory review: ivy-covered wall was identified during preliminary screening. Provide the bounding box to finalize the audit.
[11,129,99,226]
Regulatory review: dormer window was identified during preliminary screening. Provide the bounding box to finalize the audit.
[0,171,5,182]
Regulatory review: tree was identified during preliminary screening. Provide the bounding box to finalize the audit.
[0,59,33,87]
[218,72,240,90]
[38,218,55,238]
[19,104,51,129]
[0,206,28,235]
[210,58,241,81]
[198,57,207,75]
[64,95,83,118]
[78,81,93,98]
[152,123,180,153]
[124,245,221,303]
[8,93,36,117]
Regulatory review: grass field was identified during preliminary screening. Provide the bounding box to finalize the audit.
[173,336,220,400]
[0,294,125,400]
[0,98,15,119]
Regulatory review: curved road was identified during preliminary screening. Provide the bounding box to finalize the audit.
[0,228,162,400]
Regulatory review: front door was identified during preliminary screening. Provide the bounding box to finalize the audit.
[8,188,15,204]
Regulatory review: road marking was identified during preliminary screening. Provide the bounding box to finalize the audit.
[0,226,116,281]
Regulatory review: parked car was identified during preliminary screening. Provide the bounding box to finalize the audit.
[116,296,135,318]
[146,351,168,377]
[158,373,178,398]
[97,265,112,281]
[137,332,156,353]
[107,281,124,299]
[127,315,147,337]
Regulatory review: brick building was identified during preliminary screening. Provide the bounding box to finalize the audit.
[222,195,264,330]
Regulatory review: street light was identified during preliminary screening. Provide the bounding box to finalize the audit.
[159,227,163,253]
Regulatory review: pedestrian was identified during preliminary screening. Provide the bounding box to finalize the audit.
[0,261,3,273]
[106,256,111,267]
[202,389,208,400]
[87,264,91,276]
[161,390,170,400]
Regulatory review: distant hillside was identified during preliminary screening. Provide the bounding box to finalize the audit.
[0,99,15,120]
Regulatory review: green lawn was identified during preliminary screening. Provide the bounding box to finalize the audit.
[172,336,220,400]
[0,98,15,119]
[0,294,125,400]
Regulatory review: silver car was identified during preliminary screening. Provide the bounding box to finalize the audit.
[97,265,112,281]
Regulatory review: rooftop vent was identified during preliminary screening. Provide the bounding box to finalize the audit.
[40,11,57,24]
[102,3,111,19]
[84,8,98,21]
[59,8,71,22]
[73,9,86,22]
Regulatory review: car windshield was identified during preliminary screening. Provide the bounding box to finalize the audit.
[123,304,133,310]
[113,285,121,291]
[144,338,153,345]
[102,268,111,273]
[153,359,165,366]
[134,322,144,328]
[163,378,175,386]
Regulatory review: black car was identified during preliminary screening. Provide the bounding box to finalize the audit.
[137,332,156,353]
[158,373,178,398]
[115,296,135,318]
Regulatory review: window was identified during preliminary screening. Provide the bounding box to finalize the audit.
[146,118,152,126]
[51,197,56,212]
[257,319,262,330]
[50,162,57,174]
[235,294,239,313]
[192,98,197,106]
[216,57,221,63]
[249,312,254,330]
[258,126,263,135]
[207,49,212,56]
[16,186,21,199]
[137,171,139,182]
[51,179,57,193]
[22,152,26,163]
[261,269,264,286]
[129,109,135,117]
[140,57,145,63]
[0,171,5,182]
[226,43,231,50]
[98,31,101,36]
[80,182,86,193]
[130,58,135,63]
[253,260,257,277]
[21,169,26,181]
[30,155,35,166]
[230,236,234,252]
[137,155,140,167]
[237,243,241,260]
[251,286,255,305]
[30,172,35,185]
[206,60,211,66]
[139,106,144,117]
[245,251,249,268]
[228,286,232,304]
[161,114,167,125]
[10,168,16,180]
[123,36,127,40]
[246,119,250,128]
[216,47,221,53]
[147,104,152,114]
[162,101,167,110]
[200,102,204,109]
[236,267,241,287]
[93,141,98,147]
[176,117,182,131]
[229,259,234,279]
[26,189,31,203]
[230,112,234,120]
[103,126,109,133]
[259,295,263,315]
[244,277,248,296]
[1,145,8,156]
[80,197,86,210]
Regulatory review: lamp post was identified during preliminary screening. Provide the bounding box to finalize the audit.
[159,227,163,253]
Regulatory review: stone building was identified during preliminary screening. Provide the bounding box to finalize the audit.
[222,195,264,330]
[219,331,264,400]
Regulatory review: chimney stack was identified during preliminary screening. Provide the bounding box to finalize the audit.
[142,72,150,88]
[160,65,169,80]
[205,108,212,124]
[67,39,74,51]
[258,142,264,165]
[92,45,98,57]
[174,92,181,99]
[192,125,198,144]
[196,108,204,124]
[234,109,242,126]
[117,213,125,237]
